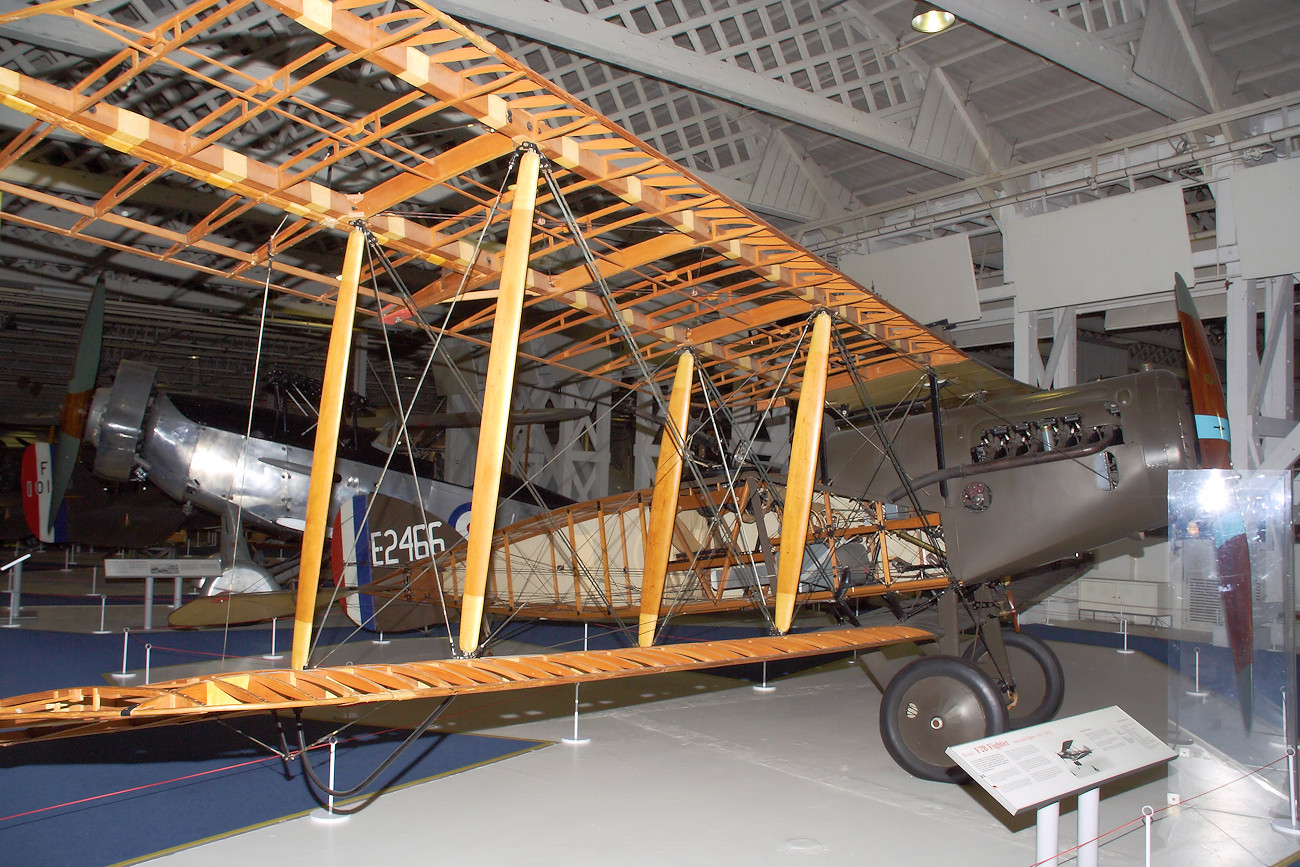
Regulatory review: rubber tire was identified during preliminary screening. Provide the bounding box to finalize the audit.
[963,630,1065,729]
[879,656,1009,783]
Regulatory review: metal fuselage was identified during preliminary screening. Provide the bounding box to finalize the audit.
[83,364,541,567]
[823,369,1199,583]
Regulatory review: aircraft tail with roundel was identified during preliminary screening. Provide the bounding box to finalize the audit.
[332,492,462,633]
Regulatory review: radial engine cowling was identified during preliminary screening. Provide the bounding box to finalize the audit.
[85,360,157,482]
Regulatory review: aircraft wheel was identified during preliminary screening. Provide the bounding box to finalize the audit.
[963,630,1064,729]
[878,656,1008,783]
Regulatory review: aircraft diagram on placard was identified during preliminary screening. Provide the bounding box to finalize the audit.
[0,1,1251,786]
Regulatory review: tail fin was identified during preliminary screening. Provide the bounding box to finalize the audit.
[21,442,65,543]
[333,493,378,629]
[331,492,457,632]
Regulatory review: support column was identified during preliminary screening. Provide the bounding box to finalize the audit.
[1045,306,1077,389]
[1013,307,1041,386]
[1226,278,1256,468]
[774,311,830,634]
[292,224,365,671]
[1260,276,1296,469]
[458,147,540,656]
[637,351,693,647]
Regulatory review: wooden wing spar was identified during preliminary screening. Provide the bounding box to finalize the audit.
[0,625,931,746]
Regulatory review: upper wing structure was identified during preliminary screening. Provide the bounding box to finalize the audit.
[0,0,1020,412]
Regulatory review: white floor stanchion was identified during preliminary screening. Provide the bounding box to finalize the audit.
[144,644,152,684]
[753,659,776,692]
[2,553,31,628]
[110,627,137,682]
[1273,746,1300,837]
[563,624,591,745]
[86,566,99,597]
[263,617,285,660]
[1118,618,1135,654]
[562,682,590,746]
[1142,806,1154,867]
[310,737,349,822]
[1271,684,1291,752]
[1186,647,1208,697]
[93,594,110,634]
[372,630,390,646]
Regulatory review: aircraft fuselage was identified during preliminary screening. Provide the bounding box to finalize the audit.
[823,368,1198,583]
[82,362,542,580]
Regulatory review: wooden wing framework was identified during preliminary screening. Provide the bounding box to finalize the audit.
[0,625,932,745]
[0,1,1024,742]
[0,0,1010,413]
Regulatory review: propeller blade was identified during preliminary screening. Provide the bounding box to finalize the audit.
[47,279,105,535]
[1174,274,1253,729]
[1174,274,1230,469]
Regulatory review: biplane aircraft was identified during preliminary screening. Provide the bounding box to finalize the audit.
[22,279,585,623]
[0,0,1242,785]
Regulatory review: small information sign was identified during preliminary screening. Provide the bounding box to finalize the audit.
[104,559,223,579]
[946,705,1175,815]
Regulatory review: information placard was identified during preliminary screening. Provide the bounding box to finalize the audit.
[946,706,1175,815]
[104,559,223,579]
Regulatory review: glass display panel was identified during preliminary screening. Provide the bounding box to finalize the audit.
[1167,469,1294,813]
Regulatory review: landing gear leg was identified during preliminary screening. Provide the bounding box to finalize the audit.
[963,629,1064,729]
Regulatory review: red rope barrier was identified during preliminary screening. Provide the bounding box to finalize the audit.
[0,755,279,824]
[134,642,271,661]
[0,727,392,825]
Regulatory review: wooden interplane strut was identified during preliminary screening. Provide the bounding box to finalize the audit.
[638,351,693,647]
[459,148,540,656]
[776,312,832,633]
[0,626,931,745]
[292,224,364,670]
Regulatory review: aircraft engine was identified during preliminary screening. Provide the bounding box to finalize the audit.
[86,360,156,483]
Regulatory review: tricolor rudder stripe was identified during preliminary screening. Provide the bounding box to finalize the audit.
[21,442,67,544]
[332,493,378,629]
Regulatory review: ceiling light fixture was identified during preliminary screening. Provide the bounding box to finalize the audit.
[911,3,955,33]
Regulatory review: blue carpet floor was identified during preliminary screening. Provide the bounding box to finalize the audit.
[0,718,548,866]
[0,628,549,866]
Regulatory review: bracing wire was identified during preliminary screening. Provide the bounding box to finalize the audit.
[216,214,293,665]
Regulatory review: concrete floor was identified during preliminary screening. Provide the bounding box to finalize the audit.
[4,550,1300,866]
